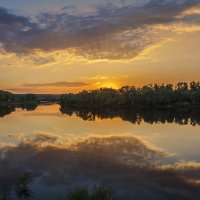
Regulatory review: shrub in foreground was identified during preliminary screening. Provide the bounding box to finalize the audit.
[65,185,119,200]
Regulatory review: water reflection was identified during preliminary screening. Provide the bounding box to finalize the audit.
[1,104,200,199]
[1,104,200,126]
[0,104,38,117]
[0,106,15,118]
[60,105,200,126]
[21,104,38,111]
[0,172,33,200]
[0,135,200,200]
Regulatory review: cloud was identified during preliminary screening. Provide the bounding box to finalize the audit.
[81,75,118,80]
[0,0,200,63]
[4,81,90,94]
[21,81,90,88]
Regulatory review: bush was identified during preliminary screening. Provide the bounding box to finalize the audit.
[65,185,119,200]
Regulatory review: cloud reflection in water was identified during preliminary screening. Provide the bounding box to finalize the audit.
[0,134,200,199]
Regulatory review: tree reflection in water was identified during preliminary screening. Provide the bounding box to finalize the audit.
[1,104,200,126]
[60,105,200,126]
[0,106,15,118]
[0,104,38,118]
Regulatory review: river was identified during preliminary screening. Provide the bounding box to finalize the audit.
[0,104,200,200]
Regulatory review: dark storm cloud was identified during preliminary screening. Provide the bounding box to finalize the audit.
[21,81,90,87]
[0,7,29,25]
[0,0,200,60]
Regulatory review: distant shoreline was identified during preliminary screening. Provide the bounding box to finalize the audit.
[0,101,59,107]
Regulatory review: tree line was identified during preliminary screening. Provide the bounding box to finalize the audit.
[60,82,200,108]
[2,81,200,108]
[0,90,38,106]
[0,90,14,103]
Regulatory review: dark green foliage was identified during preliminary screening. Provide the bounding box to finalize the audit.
[15,94,38,104]
[90,185,118,200]
[65,185,118,200]
[66,186,89,200]
[0,106,15,117]
[0,184,117,200]
[24,94,37,102]
[60,82,200,108]
[0,91,38,107]
[0,91,14,103]
[21,104,38,111]
[14,94,38,111]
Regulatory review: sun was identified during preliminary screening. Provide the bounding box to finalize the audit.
[100,82,119,89]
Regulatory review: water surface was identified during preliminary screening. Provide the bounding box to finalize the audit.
[0,104,200,200]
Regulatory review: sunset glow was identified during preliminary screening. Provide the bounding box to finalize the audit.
[1,1,200,199]
[0,0,200,94]
[99,82,119,90]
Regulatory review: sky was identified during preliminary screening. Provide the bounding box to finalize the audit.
[0,0,200,94]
